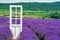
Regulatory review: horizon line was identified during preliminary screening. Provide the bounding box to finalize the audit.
[0,1,60,3]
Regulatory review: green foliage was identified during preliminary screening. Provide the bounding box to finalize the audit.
[0,2,60,11]
[50,12,60,19]
[0,2,60,19]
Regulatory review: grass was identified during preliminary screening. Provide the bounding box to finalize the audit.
[23,11,55,18]
[0,9,60,19]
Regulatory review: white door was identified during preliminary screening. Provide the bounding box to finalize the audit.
[10,5,22,39]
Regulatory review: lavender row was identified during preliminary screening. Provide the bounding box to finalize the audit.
[23,18,60,40]
[0,17,60,40]
[18,27,39,40]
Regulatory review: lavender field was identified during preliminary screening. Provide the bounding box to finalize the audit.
[0,17,60,40]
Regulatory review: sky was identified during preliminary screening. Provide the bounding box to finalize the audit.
[0,0,60,3]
